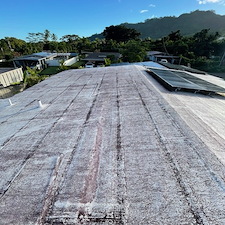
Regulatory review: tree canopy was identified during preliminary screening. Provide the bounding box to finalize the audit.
[103,25,140,42]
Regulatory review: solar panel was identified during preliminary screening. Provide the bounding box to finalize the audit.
[173,71,225,93]
[147,68,225,94]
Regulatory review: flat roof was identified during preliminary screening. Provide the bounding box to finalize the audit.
[14,57,41,61]
[83,52,121,62]
[33,52,57,58]
[1,65,225,224]
[13,52,57,61]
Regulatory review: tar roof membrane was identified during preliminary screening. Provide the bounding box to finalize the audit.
[0,65,225,224]
[148,67,225,94]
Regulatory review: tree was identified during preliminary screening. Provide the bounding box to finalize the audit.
[98,39,120,52]
[121,40,147,62]
[60,34,79,43]
[103,25,140,42]
[161,31,189,57]
[76,37,92,53]
[168,30,182,42]
[43,29,51,43]
[26,32,44,43]
[26,30,57,43]
[191,29,220,58]
[51,33,58,42]
[57,42,68,52]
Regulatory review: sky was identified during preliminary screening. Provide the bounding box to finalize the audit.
[1,0,225,41]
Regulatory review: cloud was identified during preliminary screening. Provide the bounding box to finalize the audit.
[140,9,149,13]
[197,0,222,4]
[149,4,156,7]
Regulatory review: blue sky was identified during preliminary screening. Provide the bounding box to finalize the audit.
[1,0,225,41]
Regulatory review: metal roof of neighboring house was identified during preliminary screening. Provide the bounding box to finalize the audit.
[32,52,57,58]
[1,65,225,224]
[14,57,43,61]
[13,52,57,61]
[13,52,78,63]
[83,52,121,61]
[154,55,180,59]
[57,53,78,57]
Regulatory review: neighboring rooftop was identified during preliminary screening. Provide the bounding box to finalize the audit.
[83,52,121,62]
[13,52,57,61]
[0,65,225,224]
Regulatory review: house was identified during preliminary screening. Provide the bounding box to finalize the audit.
[13,52,57,70]
[46,53,79,67]
[147,51,180,64]
[13,52,79,70]
[83,52,121,67]
[147,51,166,61]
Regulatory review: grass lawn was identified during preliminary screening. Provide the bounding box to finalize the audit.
[39,67,60,75]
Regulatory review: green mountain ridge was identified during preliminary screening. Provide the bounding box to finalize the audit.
[89,10,225,40]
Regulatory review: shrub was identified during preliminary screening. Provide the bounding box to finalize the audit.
[39,66,60,75]
[25,75,41,88]
[24,67,48,88]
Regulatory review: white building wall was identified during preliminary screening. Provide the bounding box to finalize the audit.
[63,57,78,66]
[0,68,23,87]
[46,57,78,67]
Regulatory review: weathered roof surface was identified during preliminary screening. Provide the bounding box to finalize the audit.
[0,65,225,224]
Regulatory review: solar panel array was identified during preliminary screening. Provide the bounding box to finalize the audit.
[148,68,225,94]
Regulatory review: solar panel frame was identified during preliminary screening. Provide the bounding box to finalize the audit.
[147,67,225,94]
[173,70,225,93]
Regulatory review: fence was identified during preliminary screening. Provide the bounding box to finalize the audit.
[0,68,24,87]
